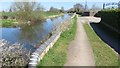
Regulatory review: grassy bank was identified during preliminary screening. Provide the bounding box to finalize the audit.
[37,15,77,67]
[0,19,17,27]
[0,12,64,27]
[43,12,59,17]
[83,23,118,66]
[42,12,63,18]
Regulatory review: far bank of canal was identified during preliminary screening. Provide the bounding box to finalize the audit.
[0,14,72,52]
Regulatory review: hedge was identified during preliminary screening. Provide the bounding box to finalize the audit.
[1,12,16,17]
[1,12,16,19]
[95,9,120,32]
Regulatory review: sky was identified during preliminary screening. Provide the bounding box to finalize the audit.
[0,0,119,11]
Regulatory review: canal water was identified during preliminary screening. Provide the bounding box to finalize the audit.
[0,14,71,52]
[90,23,120,54]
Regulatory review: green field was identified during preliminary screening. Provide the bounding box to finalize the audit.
[37,15,76,67]
[0,12,63,27]
[1,12,61,19]
[1,12,16,17]
[42,11,62,18]
[0,19,17,27]
[84,23,118,66]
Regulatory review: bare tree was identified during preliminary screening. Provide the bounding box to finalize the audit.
[73,3,84,12]
[49,6,54,12]
[60,6,64,13]
[67,8,74,13]
[12,2,44,24]
[49,6,59,13]
[9,8,12,12]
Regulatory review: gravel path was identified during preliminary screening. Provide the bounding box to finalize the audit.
[64,16,97,66]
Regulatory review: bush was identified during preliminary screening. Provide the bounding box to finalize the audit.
[0,19,17,27]
[12,2,44,24]
[1,12,16,19]
[0,39,31,67]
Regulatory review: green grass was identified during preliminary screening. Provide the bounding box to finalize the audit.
[83,23,119,66]
[0,11,62,27]
[42,11,62,18]
[0,12,60,19]
[0,11,62,18]
[0,12,17,27]
[0,19,17,27]
[37,15,77,67]
[1,12,16,17]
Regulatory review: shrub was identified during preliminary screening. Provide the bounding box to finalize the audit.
[12,2,44,24]
[1,12,16,19]
[0,39,31,67]
[0,20,17,27]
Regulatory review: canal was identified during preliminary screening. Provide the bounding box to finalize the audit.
[1,14,71,52]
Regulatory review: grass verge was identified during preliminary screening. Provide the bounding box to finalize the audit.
[42,12,63,18]
[37,15,77,67]
[83,23,118,66]
[0,19,17,27]
[0,12,63,27]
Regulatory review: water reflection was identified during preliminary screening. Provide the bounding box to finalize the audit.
[18,23,44,45]
[1,14,71,51]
